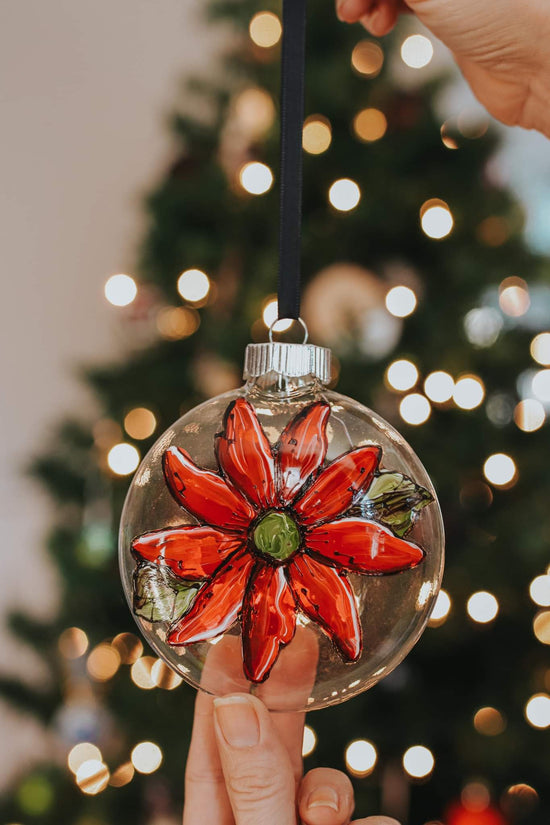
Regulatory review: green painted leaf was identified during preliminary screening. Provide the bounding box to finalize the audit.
[358,472,433,537]
[133,562,200,624]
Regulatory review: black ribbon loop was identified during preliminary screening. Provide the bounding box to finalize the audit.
[277,0,307,321]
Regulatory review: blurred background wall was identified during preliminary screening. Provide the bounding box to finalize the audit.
[0,0,225,788]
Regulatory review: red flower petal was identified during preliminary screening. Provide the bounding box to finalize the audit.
[215,398,276,509]
[277,401,331,506]
[131,526,244,580]
[167,550,254,645]
[163,446,255,531]
[288,554,362,661]
[242,563,297,683]
[305,518,425,574]
[294,446,381,526]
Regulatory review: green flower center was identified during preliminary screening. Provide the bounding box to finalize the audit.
[253,511,301,562]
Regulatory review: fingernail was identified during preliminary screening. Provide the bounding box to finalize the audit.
[213,695,260,748]
[367,8,385,35]
[336,0,350,21]
[307,786,340,812]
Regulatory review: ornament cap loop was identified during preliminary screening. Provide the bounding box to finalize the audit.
[243,342,331,384]
[269,316,309,344]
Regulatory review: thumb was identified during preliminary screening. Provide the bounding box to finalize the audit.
[213,693,297,825]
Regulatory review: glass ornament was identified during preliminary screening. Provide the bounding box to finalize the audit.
[119,342,444,711]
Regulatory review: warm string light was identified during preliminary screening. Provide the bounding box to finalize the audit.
[440,121,459,150]
[529,575,550,607]
[424,371,454,404]
[239,161,274,195]
[499,276,530,317]
[86,643,121,682]
[420,199,453,239]
[177,269,211,304]
[328,178,361,211]
[302,725,317,757]
[303,115,332,154]
[351,40,384,77]
[401,34,433,68]
[467,591,499,624]
[249,11,282,48]
[473,706,506,736]
[385,359,418,392]
[483,453,517,487]
[76,759,110,795]
[514,399,545,432]
[234,88,275,139]
[68,743,102,775]
[345,739,378,776]
[399,393,431,426]
[533,611,550,644]
[530,332,550,366]
[428,589,451,627]
[112,632,143,664]
[502,784,539,817]
[151,659,183,690]
[124,408,157,440]
[262,298,292,332]
[385,285,417,318]
[402,745,434,779]
[156,306,200,340]
[453,375,485,410]
[353,108,387,142]
[58,627,89,659]
[109,762,135,788]
[525,693,550,728]
[131,656,157,689]
[107,443,140,476]
[131,742,163,774]
[461,781,490,813]
[104,273,137,307]
[531,369,550,402]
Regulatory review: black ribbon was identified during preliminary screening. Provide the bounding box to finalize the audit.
[277,0,307,321]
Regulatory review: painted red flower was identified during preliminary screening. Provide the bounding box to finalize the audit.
[131,399,425,683]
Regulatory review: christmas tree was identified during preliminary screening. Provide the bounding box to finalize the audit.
[1,1,549,823]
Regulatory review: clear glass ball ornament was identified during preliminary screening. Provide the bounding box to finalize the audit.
[119,342,444,711]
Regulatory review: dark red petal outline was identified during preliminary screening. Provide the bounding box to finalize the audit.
[131,526,245,580]
[276,401,331,506]
[242,563,297,683]
[163,446,255,531]
[288,554,362,661]
[294,446,381,526]
[167,550,254,646]
[215,398,276,509]
[305,518,425,574]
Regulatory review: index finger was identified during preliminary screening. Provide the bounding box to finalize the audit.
[183,690,233,825]
[183,635,249,825]
[255,625,319,783]
[336,0,408,35]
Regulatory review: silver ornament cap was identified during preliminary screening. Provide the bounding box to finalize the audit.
[243,342,331,385]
